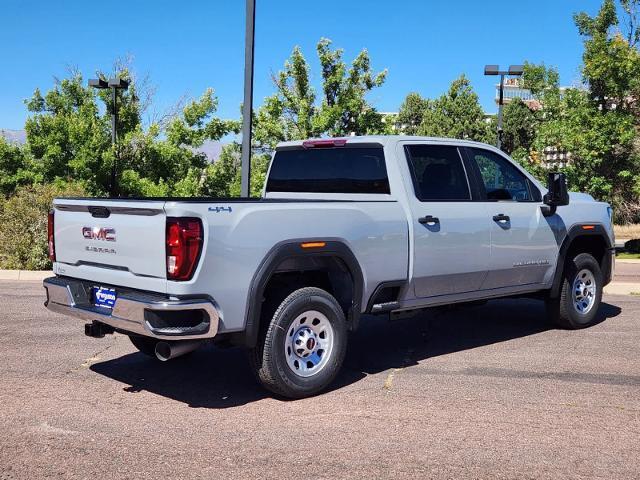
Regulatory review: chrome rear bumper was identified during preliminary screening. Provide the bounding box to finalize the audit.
[43,276,219,341]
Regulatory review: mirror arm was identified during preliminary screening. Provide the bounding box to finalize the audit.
[541,204,557,217]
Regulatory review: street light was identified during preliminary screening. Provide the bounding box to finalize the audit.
[89,76,130,197]
[240,0,256,198]
[484,64,524,150]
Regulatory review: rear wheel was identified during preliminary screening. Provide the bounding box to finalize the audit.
[128,335,158,357]
[249,287,347,399]
[546,253,603,329]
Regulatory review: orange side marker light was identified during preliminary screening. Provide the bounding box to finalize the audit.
[301,242,326,249]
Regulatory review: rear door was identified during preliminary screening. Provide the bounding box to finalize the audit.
[53,199,168,290]
[463,147,558,290]
[400,143,491,298]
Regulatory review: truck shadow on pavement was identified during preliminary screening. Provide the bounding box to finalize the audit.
[90,298,621,408]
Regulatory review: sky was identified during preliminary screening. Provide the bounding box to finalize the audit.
[0,0,606,130]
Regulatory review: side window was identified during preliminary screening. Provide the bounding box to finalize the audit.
[469,148,532,201]
[405,145,471,201]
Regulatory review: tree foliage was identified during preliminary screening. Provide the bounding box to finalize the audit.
[418,75,492,142]
[254,38,389,150]
[500,98,540,156]
[23,68,238,197]
[397,93,431,135]
[397,75,491,143]
[524,0,640,221]
[201,143,268,198]
[0,137,37,196]
[0,182,86,269]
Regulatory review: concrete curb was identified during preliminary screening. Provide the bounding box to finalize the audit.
[604,282,640,296]
[616,258,640,264]
[0,270,52,281]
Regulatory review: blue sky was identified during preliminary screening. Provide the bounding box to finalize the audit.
[1,0,605,130]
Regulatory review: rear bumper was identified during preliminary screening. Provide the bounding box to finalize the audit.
[43,276,219,341]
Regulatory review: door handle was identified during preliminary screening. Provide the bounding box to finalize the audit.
[493,213,510,223]
[419,215,440,225]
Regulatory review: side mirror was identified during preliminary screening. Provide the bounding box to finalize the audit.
[542,172,569,216]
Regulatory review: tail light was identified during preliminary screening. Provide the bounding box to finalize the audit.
[166,217,203,281]
[48,210,56,262]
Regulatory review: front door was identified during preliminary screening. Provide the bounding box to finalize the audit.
[464,147,559,290]
[401,143,491,298]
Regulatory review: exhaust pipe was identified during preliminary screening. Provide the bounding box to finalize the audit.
[155,340,203,361]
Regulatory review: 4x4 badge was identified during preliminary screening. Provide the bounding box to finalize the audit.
[209,206,233,213]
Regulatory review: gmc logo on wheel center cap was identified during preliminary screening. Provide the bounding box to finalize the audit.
[82,227,116,242]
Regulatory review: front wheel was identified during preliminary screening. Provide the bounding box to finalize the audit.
[546,252,603,329]
[249,287,348,399]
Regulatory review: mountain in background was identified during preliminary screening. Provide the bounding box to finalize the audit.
[1,129,224,162]
[196,140,224,162]
[0,129,26,145]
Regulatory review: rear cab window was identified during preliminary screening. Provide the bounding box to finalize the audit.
[266,146,390,194]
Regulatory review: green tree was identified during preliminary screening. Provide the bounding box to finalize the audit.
[417,75,492,142]
[25,72,112,192]
[0,182,86,270]
[201,143,241,197]
[314,38,388,137]
[24,68,237,197]
[500,98,540,156]
[254,47,316,148]
[396,93,431,135]
[0,138,38,197]
[201,144,270,198]
[525,0,640,221]
[254,38,388,150]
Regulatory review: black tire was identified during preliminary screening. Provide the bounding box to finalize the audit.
[249,287,348,399]
[128,335,158,357]
[546,253,603,329]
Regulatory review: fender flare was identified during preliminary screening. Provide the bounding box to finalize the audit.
[550,223,614,298]
[242,239,364,348]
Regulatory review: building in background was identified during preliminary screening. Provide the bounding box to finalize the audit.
[494,78,542,110]
[542,146,571,169]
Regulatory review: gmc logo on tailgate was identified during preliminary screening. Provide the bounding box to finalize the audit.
[82,227,116,242]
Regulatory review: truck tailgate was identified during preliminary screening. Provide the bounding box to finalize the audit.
[53,199,167,291]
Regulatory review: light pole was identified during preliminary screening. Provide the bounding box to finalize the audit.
[89,77,130,197]
[484,64,523,150]
[240,0,256,198]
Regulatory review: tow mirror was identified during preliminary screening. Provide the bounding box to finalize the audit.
[542,172,569,216]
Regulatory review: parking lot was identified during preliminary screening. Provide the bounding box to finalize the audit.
[1,280,639,479]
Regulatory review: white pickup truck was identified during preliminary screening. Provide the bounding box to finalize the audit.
[44,136,615,398]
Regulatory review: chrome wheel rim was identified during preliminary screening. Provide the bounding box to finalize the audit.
[572,269,597,315]
[284,310,334,378]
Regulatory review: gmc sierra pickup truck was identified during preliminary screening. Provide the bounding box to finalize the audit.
[44,136,615,398]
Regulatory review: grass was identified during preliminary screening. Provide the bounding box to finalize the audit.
[616,252,640,260]
[614,224,640,240]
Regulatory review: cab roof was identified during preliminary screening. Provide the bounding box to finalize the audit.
[275,135,498,150]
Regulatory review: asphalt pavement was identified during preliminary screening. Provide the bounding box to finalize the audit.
[0,280,638,479]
